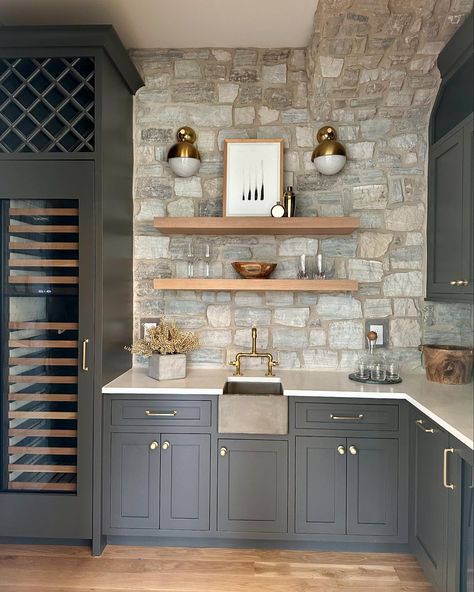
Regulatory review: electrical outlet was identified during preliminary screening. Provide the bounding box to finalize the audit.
[365,319,389,348]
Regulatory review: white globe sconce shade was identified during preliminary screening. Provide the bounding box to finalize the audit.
[168,157,201,177]
[311,126,346,176]
[167,126,201,177]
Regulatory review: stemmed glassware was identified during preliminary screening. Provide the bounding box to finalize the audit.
[187,243,195,278]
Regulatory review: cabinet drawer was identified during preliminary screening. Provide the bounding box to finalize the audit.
[111,399,212,427]
[295,402,398,431]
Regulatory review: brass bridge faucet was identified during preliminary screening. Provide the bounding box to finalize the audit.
[229,327,279,377]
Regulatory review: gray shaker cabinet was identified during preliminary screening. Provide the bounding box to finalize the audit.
[217,439,288,533]
[110,433,160,530]
[411,412,450,592]
[346,437,398,537]
[427,117,473,301]
[160,433,210,531]
[108,432,210,532]
[296,436,398,537]
[295,436,346,535]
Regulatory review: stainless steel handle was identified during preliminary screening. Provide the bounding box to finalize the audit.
[443,448,455,490]
[330,414,364,421]
[161,440,170,451]
[149,441,159,451]
[349,445,358,455]
[415,419,437,434]
[145,410,177,417]
[82,339,89,372]
[337,445,346,455]
[219,447,228,457]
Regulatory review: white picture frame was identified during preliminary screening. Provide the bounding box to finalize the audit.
[223,139,284,216]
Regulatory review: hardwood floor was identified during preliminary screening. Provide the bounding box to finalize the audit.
[0,545,434,591]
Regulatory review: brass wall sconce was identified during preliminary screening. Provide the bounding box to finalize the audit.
[311,126,346,175]
[167,126,201,177]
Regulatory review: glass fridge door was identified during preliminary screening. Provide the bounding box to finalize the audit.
[2,199,79,493]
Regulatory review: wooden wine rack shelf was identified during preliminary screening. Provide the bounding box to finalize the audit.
[154,216,360,236]
[154,278,359,292]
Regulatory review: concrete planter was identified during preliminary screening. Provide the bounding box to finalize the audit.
[148,353,186,381]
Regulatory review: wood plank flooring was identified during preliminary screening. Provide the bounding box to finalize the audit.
[0,545,434,592]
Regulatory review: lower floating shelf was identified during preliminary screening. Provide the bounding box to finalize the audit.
[153,279,359,292]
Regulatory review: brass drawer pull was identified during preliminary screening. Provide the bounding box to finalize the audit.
[149,441,159,451]
[82,339,89,372]
[415,419,437,434]
[219,447,228,457]
[443,448,455,490]
[145,410,177,417]
[161,441,170,451]
[330,413,364,421]
[349,445,358,455]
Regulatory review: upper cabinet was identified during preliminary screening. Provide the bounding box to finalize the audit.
[427,13,473,303]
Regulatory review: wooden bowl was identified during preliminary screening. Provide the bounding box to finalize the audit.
[232,261,277,279]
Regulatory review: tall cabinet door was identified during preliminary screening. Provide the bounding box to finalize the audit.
[160,433,210,531]
[0,161,95,539]
[412,416,450,592]
[346,438,398,536]
[295,436,346,535]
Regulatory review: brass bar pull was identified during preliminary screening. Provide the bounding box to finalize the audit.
[443,448,455,490]
[330,413,364,421]
[81,339,89,372]
[145,410,177,417]
[415,419,437,434]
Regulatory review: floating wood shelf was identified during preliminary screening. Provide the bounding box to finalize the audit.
[154,216,359,236]
[153,279,358,292]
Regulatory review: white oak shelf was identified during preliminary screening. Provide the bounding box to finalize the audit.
[153,279,359,292]
[153,216,359,236]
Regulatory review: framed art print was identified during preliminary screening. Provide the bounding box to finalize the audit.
[223,139,284,216]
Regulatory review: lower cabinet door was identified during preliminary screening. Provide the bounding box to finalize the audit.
[295,436,346,535]
[346,438,398,536]
[160,434,210,531]
[217,439,288,533]
[110,433,160,529]
[412,417,450,592]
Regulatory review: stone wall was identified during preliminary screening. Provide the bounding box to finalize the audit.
[130,0,473,371]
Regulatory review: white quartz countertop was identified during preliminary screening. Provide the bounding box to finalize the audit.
[103,367,474,450]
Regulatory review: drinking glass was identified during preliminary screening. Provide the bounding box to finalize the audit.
[371,363,387,382]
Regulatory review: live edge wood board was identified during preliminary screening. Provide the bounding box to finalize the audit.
[153,216,360,235]
[153,279,359,292]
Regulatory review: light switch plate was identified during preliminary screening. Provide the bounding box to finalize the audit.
[365,318,389,348]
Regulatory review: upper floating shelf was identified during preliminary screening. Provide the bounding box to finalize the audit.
[153,216,360,236]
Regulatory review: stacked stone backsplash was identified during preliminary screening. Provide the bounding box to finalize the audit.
[131,0,473,371]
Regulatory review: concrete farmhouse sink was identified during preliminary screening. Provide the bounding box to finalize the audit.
[218,378,288,435]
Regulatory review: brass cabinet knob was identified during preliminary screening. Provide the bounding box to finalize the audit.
[161,441,170,451]
[349,445,358,455]
[219,447,228,457]
[450,280,458,285]
[337,445,346,456]
[456,280,465,286]
[149,441,159,451]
